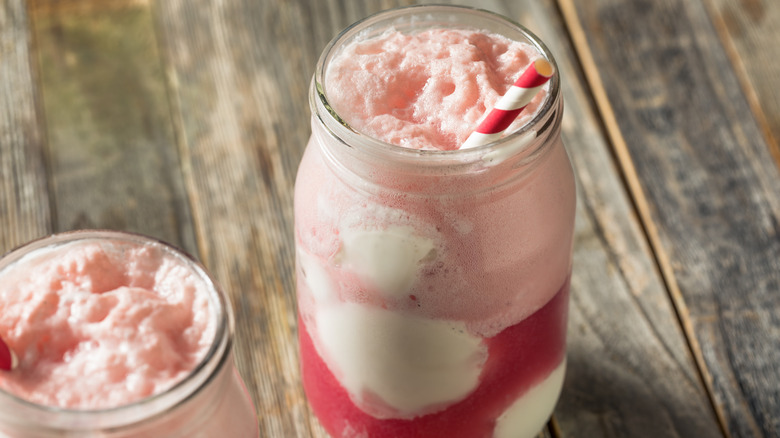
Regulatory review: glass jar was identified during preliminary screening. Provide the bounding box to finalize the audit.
[295,5,575,438]
[0,230,258,437]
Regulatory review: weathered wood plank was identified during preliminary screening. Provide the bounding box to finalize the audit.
[559,0,780,436]
[29,0,195,251]
[0,0,51,252]
[702,0,780,167]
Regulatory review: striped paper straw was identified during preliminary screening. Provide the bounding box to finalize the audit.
[462,58,554,149]
[0,337,17,371]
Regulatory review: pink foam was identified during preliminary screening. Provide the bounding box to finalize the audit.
[326,29,546,150]
[0,241,215,409]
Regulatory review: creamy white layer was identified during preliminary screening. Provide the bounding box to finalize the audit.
[335,225,436,300]
[299,243,487,419]
[316,303,487,419]
[493,360,566,438]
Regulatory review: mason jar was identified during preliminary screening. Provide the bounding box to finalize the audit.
[0,230,258,437]
[294,5,575,438]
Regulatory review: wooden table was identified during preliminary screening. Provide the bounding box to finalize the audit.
[2,0,778,436]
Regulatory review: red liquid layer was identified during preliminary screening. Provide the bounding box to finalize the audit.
[300,279,569,438]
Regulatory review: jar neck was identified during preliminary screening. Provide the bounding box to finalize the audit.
[310,5,562,196]
[0,231,233,437]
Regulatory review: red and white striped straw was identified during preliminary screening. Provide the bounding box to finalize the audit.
[462,58,554,149]
[0,337,17,371]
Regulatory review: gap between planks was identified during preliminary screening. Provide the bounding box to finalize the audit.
[552,0,731,437]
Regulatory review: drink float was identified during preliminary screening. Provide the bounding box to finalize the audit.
[294,5,575,438]
[0,230,258,437]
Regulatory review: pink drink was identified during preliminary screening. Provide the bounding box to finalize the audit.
[295,6,575,438]
[0,231,258,437]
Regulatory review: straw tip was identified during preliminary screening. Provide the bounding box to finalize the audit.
[0,338,17,371]
[533,58,554,78]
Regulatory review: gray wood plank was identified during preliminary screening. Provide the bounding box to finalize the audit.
[559,0,780,436]
[29,0,196,252]
[703,0,780,166]
[0,0,52,252]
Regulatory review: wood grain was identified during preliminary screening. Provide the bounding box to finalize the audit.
[559,0,780,436]
[0,0,51,252]
[702,0,780,167]
[29,0,196,251]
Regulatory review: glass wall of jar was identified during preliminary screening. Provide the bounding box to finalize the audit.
[0,230,258,437]
[294,5,575,438]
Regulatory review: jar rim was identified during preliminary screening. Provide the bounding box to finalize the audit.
[0,230,232,432]
[311,4,561,164]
